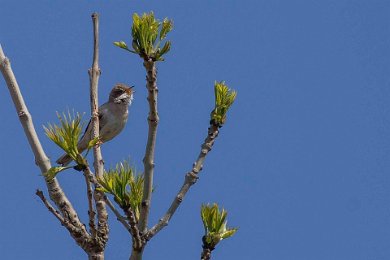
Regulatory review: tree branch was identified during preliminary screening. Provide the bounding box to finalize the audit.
[130,249,143,260]
[89,15,103,176]
[201,248,212,260]
[124,206,144,251]
[104,195,144,256]
[200,235,215,260]
[88,13,109,243]
[84,168,97,236]
[35,189,92,244]
[0,44,90,242]
[139,59,159,233]
[145,124,219,240]
[36,189,66,225]
[103,196,132,233]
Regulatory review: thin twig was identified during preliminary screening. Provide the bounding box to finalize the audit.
[139,58,159,233]
[88,13,109,243]
[104,196,143,252]
[0,45,90,243]
[36,189,65,224]
[103,196,132,233]
[35,189,91,249]
[145,124,220,240]
[84,168,97,236]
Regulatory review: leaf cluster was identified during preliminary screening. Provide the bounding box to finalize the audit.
[97,161,145,221]
[211,81,237,127]
[43,111,102,179]
[44,111,83,161]
[43,111,92,179]
[201,203,238,248]
[114,12,173,61]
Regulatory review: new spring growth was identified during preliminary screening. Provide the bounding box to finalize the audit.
[114,11,173,61]
[43,111,97,179]
[44,111,84,160]
[97,161,145,221]
[201,203,238,249]
[211,81,237,127]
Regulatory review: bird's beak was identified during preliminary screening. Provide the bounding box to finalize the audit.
[126,86,135,94]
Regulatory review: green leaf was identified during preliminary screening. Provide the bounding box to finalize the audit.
[160,18,173,40]
[44,111,85,164]
[118,11,173,61]
[113,41,128,49]
[114,41,138,54]
[132,40,140,54]
[43,166,72,180]
[200,203,238,248]
[87,136,100,150]
[159,41,171,59]
[221,228,238,239]
[211,81,237,126]
[97,160,147,221]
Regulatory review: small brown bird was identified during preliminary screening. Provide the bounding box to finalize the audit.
[56,83,134,166]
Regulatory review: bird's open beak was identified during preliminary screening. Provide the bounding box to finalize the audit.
[126,86,135,94]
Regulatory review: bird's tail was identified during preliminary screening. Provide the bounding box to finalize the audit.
[56,153,73,166]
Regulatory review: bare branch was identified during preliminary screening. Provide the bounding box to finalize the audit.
[88,252,105,260]
[36,189,65,224]
[104,196,132,233]
[35,188,93,252]
[124,206,144,251]
[145,124,220,240]
[201,247,212,260]
[130,249,143,260]
[88,13,109,242]
[139,59,159,233]
[0,44,89,238]
[88,13,103,177]
[0,45,50,171]
[84,169,97,236]
[105,195,144,253]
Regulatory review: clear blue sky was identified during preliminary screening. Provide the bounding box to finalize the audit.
[1,1,390,259]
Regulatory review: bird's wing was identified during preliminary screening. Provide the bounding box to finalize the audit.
[77,103,108,151]
[82,112,103,137]
[97,103,109,132]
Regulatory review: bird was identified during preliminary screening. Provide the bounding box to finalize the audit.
[56,83,134,166]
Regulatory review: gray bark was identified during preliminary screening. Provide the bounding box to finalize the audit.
[0,44,91,248]
[146,124,220,240]
[88,12,109,253]
[139,59,159,233]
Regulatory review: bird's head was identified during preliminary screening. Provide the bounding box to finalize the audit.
[109,83,134,105]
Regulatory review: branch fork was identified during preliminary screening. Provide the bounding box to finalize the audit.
[0,12,110,259]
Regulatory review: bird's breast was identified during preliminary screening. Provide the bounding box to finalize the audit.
[100,106,128,142]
